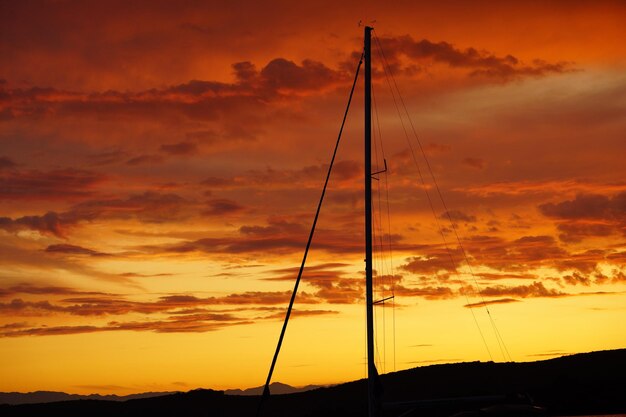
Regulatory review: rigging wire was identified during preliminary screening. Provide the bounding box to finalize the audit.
[372,29,507,362]
[380,134,398,373]
[374,32,512,361]
[256,53,364,417]
[370,155,385,370]
[374,34,512,361]
[372,79,399,373]
[373,83,398,372]
[372,81,386,373]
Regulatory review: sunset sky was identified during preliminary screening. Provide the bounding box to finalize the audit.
[1,0,625,395]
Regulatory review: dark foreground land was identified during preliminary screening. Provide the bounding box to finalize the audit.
[2,349,625,417]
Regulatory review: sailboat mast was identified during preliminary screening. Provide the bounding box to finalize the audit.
[364,25,378,417]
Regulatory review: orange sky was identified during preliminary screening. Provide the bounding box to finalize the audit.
[1,0,625,395]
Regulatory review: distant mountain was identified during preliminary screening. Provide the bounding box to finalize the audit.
[1,349,625,416]
[0,391,178,405]
[0,382,322,405]
[224,382,324,396]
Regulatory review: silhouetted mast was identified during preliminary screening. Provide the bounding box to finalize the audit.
[364,25,379,417]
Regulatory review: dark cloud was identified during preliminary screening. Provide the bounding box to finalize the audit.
[306,276,363,304]
[186,130,222,143]
[262,309,339,320]
[45,244,108,257]
[1,80,247,123]
[462,157,486,170]
[0,168,104,200]
[166,79,234,96]
[126,154,165,166]
[539,192,626,220]
[0,317,252,337]
[0,211,69,237]
[0,191,189,237]
[477,272,538,281]
[0,156,17,169]
[378,35,571,80]
[201,176,237,187]
[160,222,369,256]
[463,298,521,308]
[0,322,29,330]
[325,189,363,209]
[232,61,257,84]
[159,141,198,155]
[260,58,346,92]
[0,55,347,123]
[164,236,306,255]
[607,251,626,263]
[611,271,626,282]
[272,269,390,305]
[401,248,462,275]
[69,191,188,223]
[0,243,140,287]
[218,291,318,305]
[0,285,343,337]
[1,325,101,337]
[203,198,245,216]
[556,222,615,243]
[539,192,626,242]
[118,272,174,278]
[460,181,626,198]
[266,263,394,305]
[441,210,477,223]
[400,233,593,279]
[0,283,113,297]
[510,236,568,262]
[394,285,455,300]
[526,351,571,358]
[87,149,129,166]
[0,298,74,315]
[562,272,592,286]
[586,268,625,285]
[466,235,568,270]
[268,262,352,276]
[200,160,360,192]
[398,233,621,288]
[240,217,306,237]
[0,289,320,318]
[333,160,361,181]
[186,124,260,145]
[555,249,608,274]
[477,281,566,298]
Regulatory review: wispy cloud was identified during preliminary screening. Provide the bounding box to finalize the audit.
[0,168,105,200]
[463,298,521,308]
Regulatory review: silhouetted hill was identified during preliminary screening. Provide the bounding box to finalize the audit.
[224,382,323,396]
[0,383,322,405]
[2,349,625,417]
[0,390,178,405]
